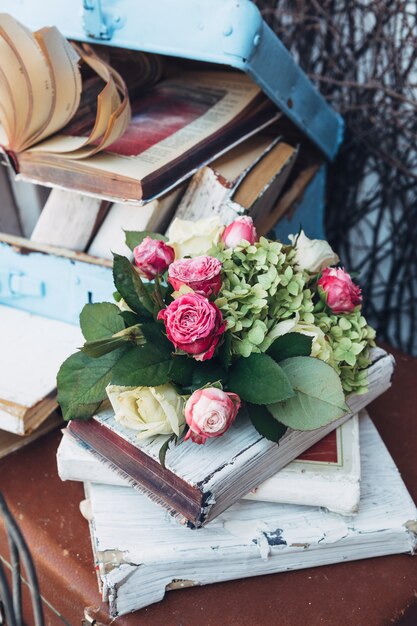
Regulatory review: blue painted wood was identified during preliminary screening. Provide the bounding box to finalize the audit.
[273,165,326,242]
[0,242,114,324]
[0,0,343,159]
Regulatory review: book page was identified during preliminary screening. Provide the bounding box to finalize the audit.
[33,72,262,180]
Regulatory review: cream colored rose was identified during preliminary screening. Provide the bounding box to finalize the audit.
[106,384,185,440]
[288,230,339,273]
[292,322,334,363]
[167,217,223,258]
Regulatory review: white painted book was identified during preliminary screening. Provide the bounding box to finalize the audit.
[0,305,82,435]
[67,348,394,527]
[58,413,360,515]
[82,414,417,618]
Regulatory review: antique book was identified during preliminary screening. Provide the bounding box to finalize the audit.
[82,413,417,617]
[0,413,62,460]
[0,15,280,203]
[170,134,297,230]
[67,348,394,527]
[58,413,360,515]
[0,305,82,435]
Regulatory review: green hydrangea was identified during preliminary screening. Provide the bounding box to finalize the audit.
[214,238,314,357]
[314,310,376,394]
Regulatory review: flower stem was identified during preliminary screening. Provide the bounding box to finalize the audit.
[154,275,165,310]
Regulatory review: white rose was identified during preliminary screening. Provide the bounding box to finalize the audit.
[167,217,223,258]
[106,384,185,440]
[288,230,339,273]
[291,322,334,363]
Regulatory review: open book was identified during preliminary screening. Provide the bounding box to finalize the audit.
[0,15,280,203]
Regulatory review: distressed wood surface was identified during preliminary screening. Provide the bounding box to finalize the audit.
[84,414,417,617]
[69,348,394,526]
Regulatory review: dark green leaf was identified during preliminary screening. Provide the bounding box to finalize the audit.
[141,322,173,351]
[268,333,313,362]
[191,360,227,390]
[218,332,233,370]
[112,253,154,316]
[158,434,177,468]
[119,311,144,326]
[228,353,294,404]
[79,303,124,341]
[112,345,172,387]
[247,403,287,442]
[82,324,145,358]
[57,348,127,421]
[267,357,348,431]
[125,230,168,251]
[170,356,195,386]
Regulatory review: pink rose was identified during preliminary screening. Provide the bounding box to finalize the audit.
[168,255,222,297]
[318,267,362,313]
[133,237,175,280]
[221,216,258,248]
[157,293,226,361]
[184,387,241,445]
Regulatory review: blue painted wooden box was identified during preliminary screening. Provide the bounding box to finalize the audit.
[0,0,343,324]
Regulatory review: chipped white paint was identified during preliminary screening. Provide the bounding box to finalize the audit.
[85,415,417,617]
[58,414,360,515]
[0,305,82,434]
[85,348,394,524]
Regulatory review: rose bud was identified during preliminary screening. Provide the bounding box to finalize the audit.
[168,255,222,297]
[133,237,175,280]
[157,293,226,361]
[184,387,241,445]
[288,230,339,273]
[221,216,258,248]
[318,267,362,313]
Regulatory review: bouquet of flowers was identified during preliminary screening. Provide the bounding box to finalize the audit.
[57,216,376,462]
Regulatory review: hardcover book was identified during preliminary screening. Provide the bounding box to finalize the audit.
[58,413,360,515]
[67,348,394,527]
[82,413,417,617]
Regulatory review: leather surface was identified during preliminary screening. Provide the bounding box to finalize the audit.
[0,343,416,626]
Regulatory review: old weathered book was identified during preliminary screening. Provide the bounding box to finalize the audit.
[58,413,360,515]
[0,304,82,435]
[0,15,280,203]
[82,413,417,617]
[67,348,394,527]
[0,413,61,460]
[171,134,297,229]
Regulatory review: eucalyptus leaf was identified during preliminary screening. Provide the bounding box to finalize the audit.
[247,403,287,442]
[113,253,154,316]
[267,357,349,431]
[268,333,313,362]
[228,353,294,404]
[79,303,124,341]
[57,348,127,421]
[125,230,168,251]
[112,344,172,387]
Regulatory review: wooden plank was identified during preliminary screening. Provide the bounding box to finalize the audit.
[30,188,109,251]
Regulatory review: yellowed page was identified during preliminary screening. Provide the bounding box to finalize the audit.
[0,67,16,140]
[31,26,82,144]
[0,14,54,150]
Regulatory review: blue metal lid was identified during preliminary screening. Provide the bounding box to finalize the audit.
[0,0,343,159]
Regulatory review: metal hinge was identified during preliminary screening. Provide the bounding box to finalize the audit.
[82,0,123,41]
[0,271,45,298]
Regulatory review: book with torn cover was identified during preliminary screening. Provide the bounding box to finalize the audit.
[82,413,417,617]
[0,305,82,435]
[58,413,360,515]
[0,15,280,203]
[66,348,394,527]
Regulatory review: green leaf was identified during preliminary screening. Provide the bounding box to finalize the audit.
[170,356,195,386]
[112,344,172,387]
[268,333,313,362]
[191,360,227,390]
[228,353,294,404]
[119,311,144,326]
[247,403,287,443]
[57,348,127,421]
[79,303,124,341]
[218,332,233,370]
[267,357,349,431]
[125,230,168,251]
[158,434,177,468]
[82,324,145,358]
[112,253,154,316]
